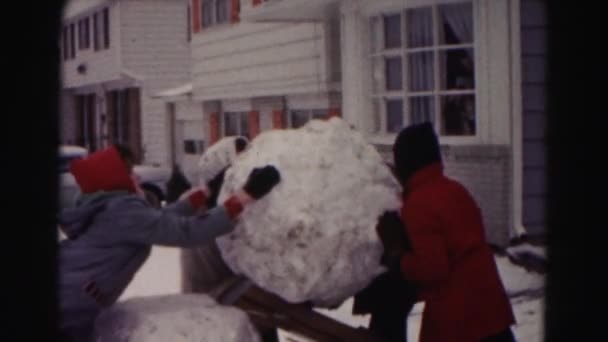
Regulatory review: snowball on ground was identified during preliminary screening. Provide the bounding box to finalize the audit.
[94,294,260,342]
[217,118,402,307]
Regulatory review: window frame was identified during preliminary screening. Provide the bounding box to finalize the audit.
[369,1,478,140]
[286,108,329,129]
[201,0,233,29]
[220,111,250,138]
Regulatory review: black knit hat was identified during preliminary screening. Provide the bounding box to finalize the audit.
[393,122,442,184]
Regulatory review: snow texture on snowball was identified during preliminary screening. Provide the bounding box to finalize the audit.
[216,118,402,307]
[94,294,260,342]
[197,136,248,185]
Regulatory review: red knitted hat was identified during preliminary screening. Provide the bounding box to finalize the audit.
[70,146,136,194]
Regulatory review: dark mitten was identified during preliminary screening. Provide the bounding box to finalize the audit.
[376,211,412,268]
[243,165,281,199]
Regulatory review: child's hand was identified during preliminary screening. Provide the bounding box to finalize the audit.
[179,185,210,202]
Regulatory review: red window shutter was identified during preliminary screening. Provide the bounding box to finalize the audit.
[272,110,285,129]
[248,111,260,138]
[209,112,220,144]
[231,0,240,23]
[192,0,201,34]
[253,0,262,6]
[327,107,341,119]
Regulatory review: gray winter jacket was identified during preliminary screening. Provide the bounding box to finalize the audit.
[58,190,235,332]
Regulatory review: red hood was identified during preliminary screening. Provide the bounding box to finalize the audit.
[69,146,136,194]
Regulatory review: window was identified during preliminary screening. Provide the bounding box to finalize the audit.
[370,2,475,136]
[69,23,76,59]
[221,112,249,138]
[78,17,90,50]
[287,109,328,129]
[103,8,110,49]
[93,12,99,50]
[62,26,69,60]
[93,8,110,51]
[184,139,205,154]
[202,0,232,28]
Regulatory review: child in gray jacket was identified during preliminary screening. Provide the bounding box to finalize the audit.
[58,144,280,342]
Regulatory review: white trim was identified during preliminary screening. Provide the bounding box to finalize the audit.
[360,0,474,17]
[153,83,194,99]
[222,98,252,112]
[115,2,123,82]
[510,0,526,238]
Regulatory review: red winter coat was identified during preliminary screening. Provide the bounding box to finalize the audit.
[399,163,515,342]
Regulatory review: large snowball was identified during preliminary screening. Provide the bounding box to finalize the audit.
[94,294,260,342]
[217,118,402,307]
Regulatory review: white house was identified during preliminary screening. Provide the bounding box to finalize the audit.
[59,0,191,165]
[237,0,548,246]
[156,0,344,178]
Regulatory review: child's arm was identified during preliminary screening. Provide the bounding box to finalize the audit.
[123,165,280,247]
[122,192,249,247]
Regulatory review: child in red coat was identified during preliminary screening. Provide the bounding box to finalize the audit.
[390,122,515,342]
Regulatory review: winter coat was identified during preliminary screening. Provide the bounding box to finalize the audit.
[58,145,239,336]
[58,191,236,332]
[399,163,515,342]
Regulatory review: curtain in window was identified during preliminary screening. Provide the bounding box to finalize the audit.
[407,8,434,94]
[440,3,473,55]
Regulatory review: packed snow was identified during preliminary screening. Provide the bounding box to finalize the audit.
[494,255,545,297]
[94,294,260,342]
[197,136,246,185]
[216,118,402,307]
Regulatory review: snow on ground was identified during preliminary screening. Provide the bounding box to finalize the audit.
[95,294,261,342]
[495,255,545,297]
[121,242,544,342]
[120,247,182,301]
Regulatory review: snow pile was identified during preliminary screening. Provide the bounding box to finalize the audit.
[495,256,545,297]
[217,118,402,307]
[94,294,260,342]
[198,136,248,184]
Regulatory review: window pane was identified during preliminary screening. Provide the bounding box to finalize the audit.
[386,99,404,133]
[385,57,403,91]
[408,51,434,92]
[439,2,473,45]
[184,140,205,154]
[312,109,327,120]
[384,14,401,49]
[370,16,383,53]
[224,112,239,136]
[290,110,309,129]
[440,95,475,136]
[372,57,385,93]
[409,96,435,125]
[217,0,229,23]
[84,17,90,48]
[406,7,433,48]
[70,23,76,58]
[93,13,99,50]
[239,112,249,138]
[372,99,381,132]
[103,8,110,49]
[203,0,213,27]
[440,49,474,90]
